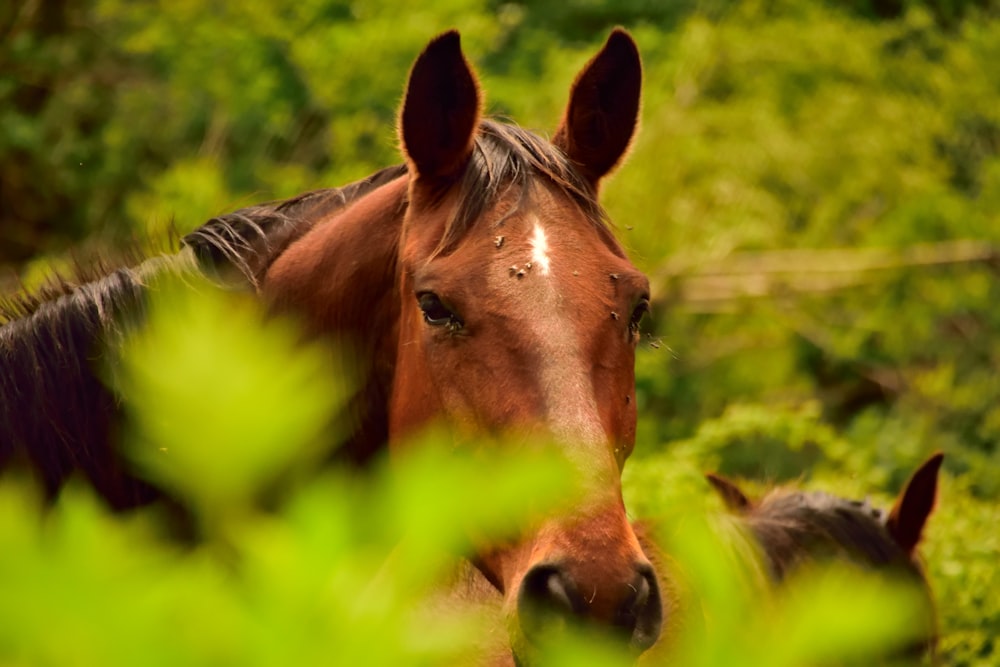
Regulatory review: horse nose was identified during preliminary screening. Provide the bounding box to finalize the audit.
[517,562,663,651]
[615,563,663,650]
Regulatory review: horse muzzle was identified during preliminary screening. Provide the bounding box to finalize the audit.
[516,559,663,653]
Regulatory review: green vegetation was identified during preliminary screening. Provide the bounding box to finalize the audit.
[2,0,998,664]
[0,283,934,665]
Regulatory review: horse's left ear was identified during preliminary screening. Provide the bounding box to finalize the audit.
[886,452,944,556]
[706,472,754,513]
[553,28,642,188]
[399,30,482,181]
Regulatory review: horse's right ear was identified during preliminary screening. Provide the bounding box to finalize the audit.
[706,472,754,513]
[886,452,944,556]
[399,31,481,181]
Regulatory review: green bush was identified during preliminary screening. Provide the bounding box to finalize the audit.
[0,277,949,666]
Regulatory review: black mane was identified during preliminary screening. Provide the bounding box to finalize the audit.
[0,254,195,509]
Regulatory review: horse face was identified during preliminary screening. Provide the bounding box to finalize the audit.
[394,182,648,450]
[389,30,662,657]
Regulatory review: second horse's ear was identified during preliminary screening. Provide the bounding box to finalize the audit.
[885,452,944,556]
[553,28,642,188]
[399,30,481,181]
[706,472,754,513]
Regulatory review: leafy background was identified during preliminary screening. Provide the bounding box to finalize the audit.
[1,0,998,664]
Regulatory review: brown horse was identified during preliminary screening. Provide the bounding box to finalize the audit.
[261,29,661,659]
[706,452,944,660]
[1,28,660,659]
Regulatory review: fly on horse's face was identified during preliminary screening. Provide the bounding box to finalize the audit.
[265,28,660,659]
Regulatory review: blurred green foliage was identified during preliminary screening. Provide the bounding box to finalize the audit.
[115,275,349,526]
[2,0,998,664]
[0,283,936,665]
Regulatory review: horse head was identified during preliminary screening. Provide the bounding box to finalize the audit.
[266,29,660,659]
[393,30,660,656]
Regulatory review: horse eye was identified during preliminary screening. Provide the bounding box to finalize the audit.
[417,292,460,328]
[629,297,650,332]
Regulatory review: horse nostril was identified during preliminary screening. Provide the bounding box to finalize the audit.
[518,564,585,642]
[615,564,663,651]
[517,562,664,651]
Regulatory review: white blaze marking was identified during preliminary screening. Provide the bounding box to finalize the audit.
[530,223,551,276]
[526,221,606,457]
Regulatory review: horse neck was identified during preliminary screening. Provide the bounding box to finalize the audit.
[183,164,408,289]
[263,175,409,465]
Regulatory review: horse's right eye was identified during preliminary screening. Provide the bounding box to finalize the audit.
[629,297,650,334]
[417,292,461,328]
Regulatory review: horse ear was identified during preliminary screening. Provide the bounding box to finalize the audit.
[885,452,944,556]
[399,30,481,181]
[706,472,754,513]
[553,28,642,187]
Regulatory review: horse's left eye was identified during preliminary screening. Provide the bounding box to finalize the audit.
[417,292,462,328]
[629,297,650,333]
